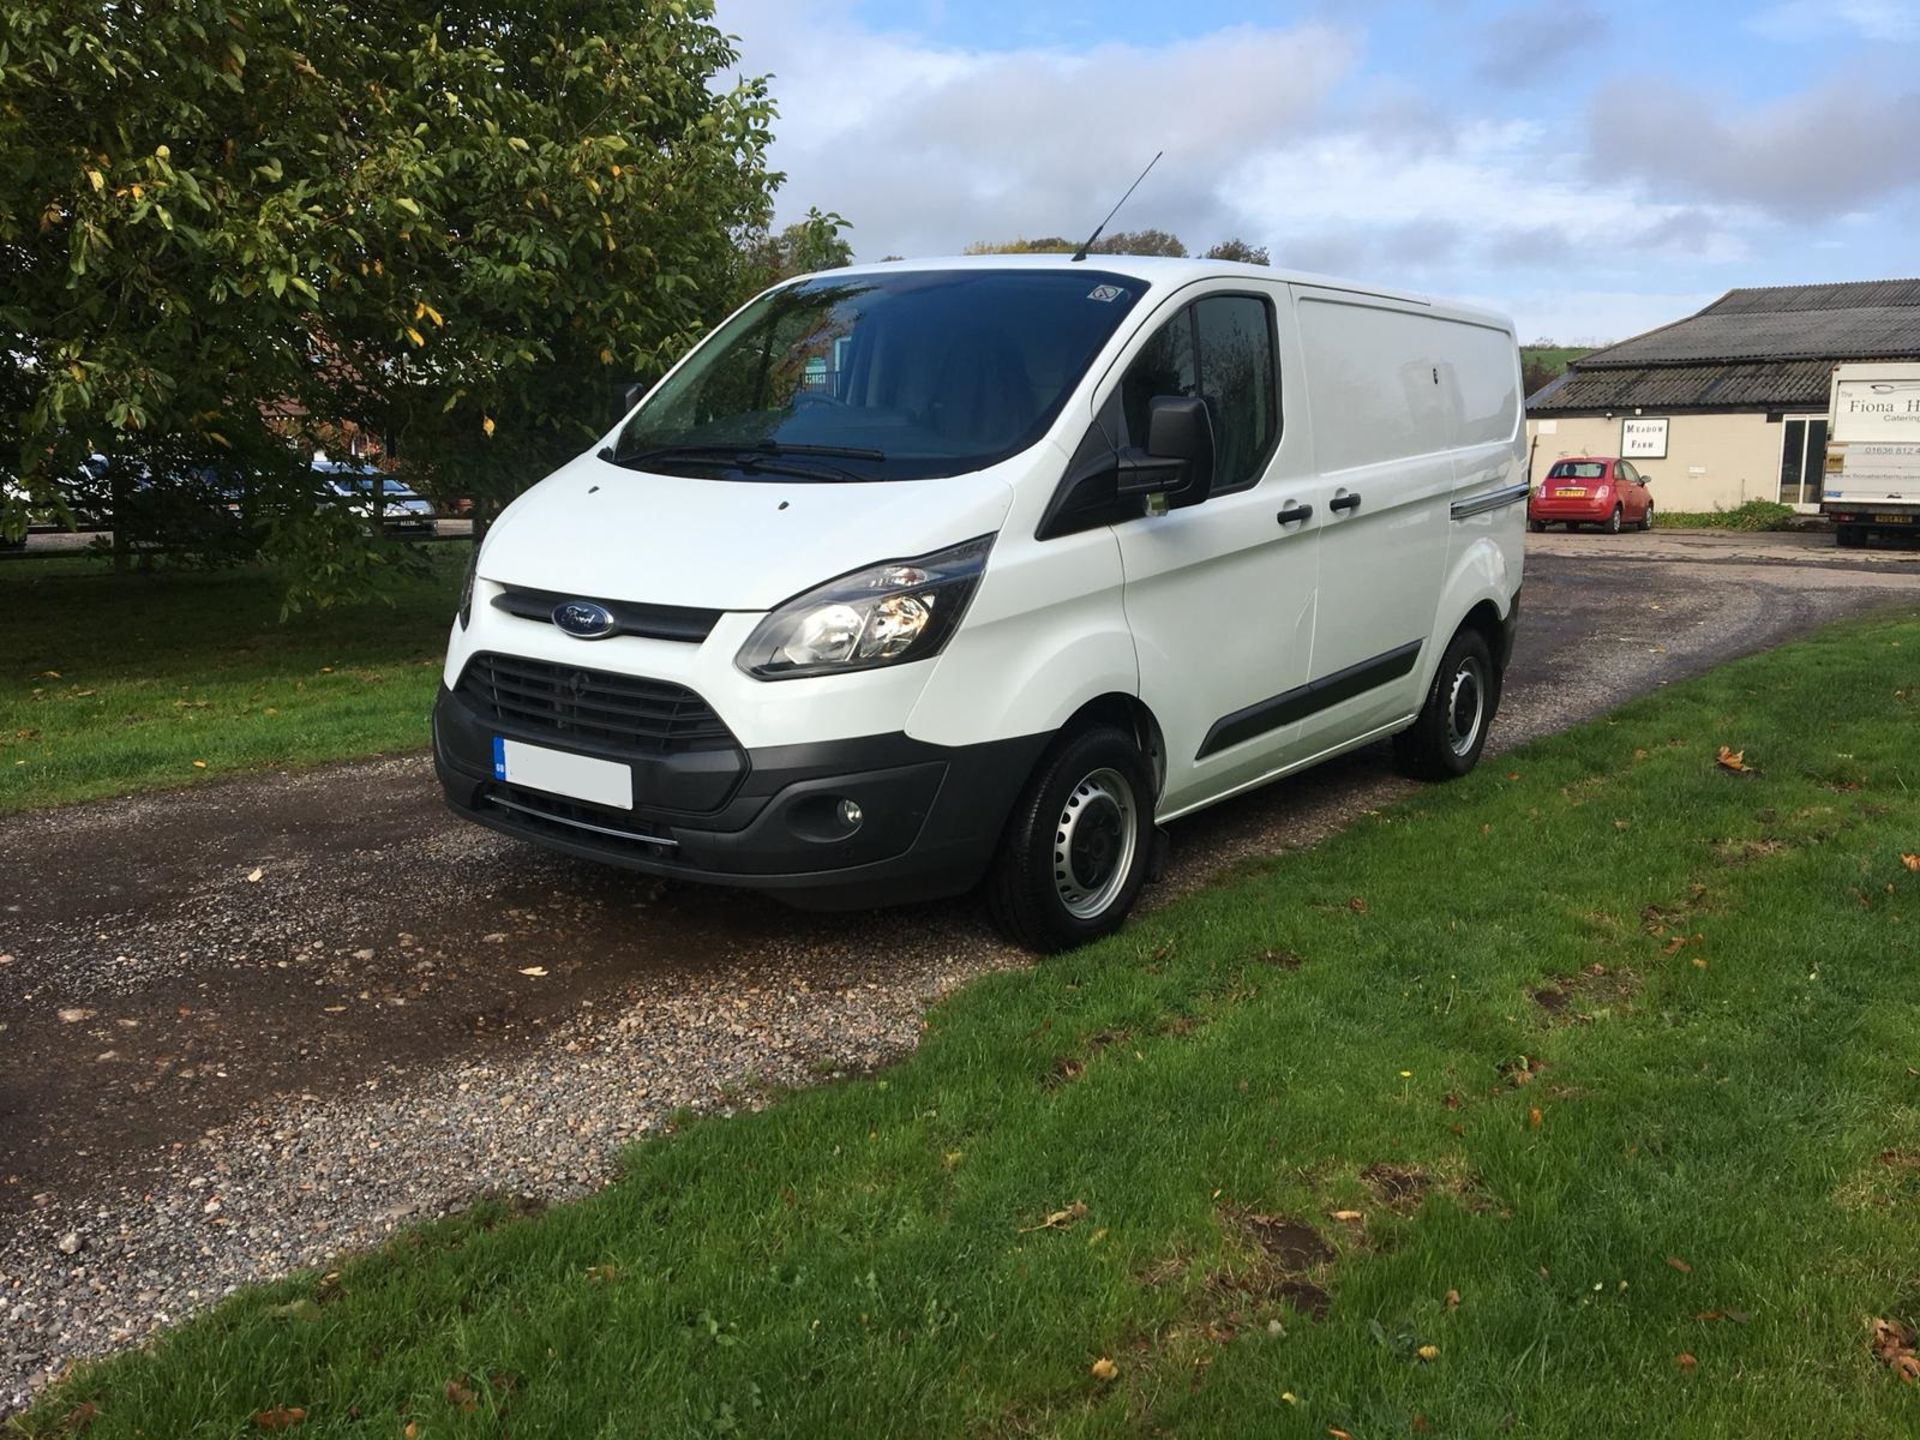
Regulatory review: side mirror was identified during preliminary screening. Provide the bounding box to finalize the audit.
[1115,396,1216,504]
[621,381,647,414]
[1638,474,1653,484]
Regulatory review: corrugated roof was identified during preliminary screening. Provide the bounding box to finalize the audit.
[1529,278,1920,413]
[1528,359,1839,413]
[1703,279,1920,315]
[1575,278,1920,367]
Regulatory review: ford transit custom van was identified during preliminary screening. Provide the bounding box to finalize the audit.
[434,256,1527,950]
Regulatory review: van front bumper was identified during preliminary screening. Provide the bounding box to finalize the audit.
[432,684,1047,910]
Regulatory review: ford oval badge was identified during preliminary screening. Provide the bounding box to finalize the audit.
[552,600,616,640]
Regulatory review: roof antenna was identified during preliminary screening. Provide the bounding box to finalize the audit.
[1071,150,1162,262]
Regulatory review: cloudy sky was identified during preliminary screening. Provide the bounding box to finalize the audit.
[714,0,1920,342]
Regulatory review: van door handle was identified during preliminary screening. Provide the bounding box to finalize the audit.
[1329,491,1362,514]
[1275,503,1313,526]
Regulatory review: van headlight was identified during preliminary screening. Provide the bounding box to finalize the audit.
[736,535,994,680]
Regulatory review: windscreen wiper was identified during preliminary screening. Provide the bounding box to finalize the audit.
[599,441,884,482]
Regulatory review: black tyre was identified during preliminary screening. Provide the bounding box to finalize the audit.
[1604,504,1623,535]
[1836,525,1866,549]
[986,724,1154,953]
[1527,519,1546,533]
[1639,502,1654,532]
[1393,627,1497,781]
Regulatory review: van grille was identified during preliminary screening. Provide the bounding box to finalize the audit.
[456,653,736,754]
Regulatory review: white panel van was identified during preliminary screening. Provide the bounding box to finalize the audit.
[435,257,1527,950]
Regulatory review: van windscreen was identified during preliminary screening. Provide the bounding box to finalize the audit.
[607,269,1147,481]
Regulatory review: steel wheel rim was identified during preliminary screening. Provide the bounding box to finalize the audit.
[1446,657,1486,757]
[1054,767,1138,920]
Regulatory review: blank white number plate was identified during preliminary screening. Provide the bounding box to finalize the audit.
[493,737,632,811]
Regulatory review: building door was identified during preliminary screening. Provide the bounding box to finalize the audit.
[1777,417,1829,511]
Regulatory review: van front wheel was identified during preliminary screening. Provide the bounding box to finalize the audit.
[987,725,1154,952]
[1392,627,1497,781]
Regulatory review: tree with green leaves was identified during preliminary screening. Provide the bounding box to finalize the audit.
[965,229,1192,258]
[1204,238,1270,266]
[0,0,784,592]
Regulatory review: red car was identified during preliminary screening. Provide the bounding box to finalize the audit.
[1528,456,1655,533]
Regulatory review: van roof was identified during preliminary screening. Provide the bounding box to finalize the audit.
[796,253,1514,332]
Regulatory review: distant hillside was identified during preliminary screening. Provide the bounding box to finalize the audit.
[1521,345,1592,398]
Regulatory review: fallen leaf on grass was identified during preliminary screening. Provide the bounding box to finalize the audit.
[1675,1352,1698,1371]
[444,1378,478,1412]
[1715,746,1753,773]
[517,966,548,977]
[1445,1288,1461,1310]
[1667,1256,1693,1273]
[1347,896,1368,913]
[1694,1309,1751,1324]
[61,1401,99,1433]
[1528,1107,1543,1130]
[1090,1357,1117,1382]
[1416,1344,1439,1362]
[1902,854,1920,873]
[252,1408,306,1430]
[191,759,208,770]
[1329,1429,1355,1440]
[1329,1209,1364,1223]
[1018,1200,1088,1234]
[1870,1318,1920,1383]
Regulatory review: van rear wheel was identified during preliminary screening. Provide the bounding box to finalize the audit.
[1393,627,1497,781]
[986,724,1154,953]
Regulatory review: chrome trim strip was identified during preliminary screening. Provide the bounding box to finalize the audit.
[484,794,679,848]
[1450,480,1532,520]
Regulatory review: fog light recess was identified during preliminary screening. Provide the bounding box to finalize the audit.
[837,798,863,830]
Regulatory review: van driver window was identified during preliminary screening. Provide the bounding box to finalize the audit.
[1119,295,1278,498]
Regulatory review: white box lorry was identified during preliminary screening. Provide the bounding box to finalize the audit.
[1821,362,1920,547]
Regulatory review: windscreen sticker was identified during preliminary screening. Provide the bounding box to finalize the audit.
[1087,284,1125,303]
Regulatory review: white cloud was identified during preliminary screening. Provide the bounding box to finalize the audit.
[1588,78,1920,216]
[1233,121,1753,275]
[1751,1,1920,42]
[718,0,1360,257]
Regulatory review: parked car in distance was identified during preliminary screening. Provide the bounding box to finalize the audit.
[1528,456,1653,533]
[433,255,1527,951]
[315,460,437,535]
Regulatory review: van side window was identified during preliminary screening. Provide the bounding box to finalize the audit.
[1119,295,1279,499]
[1194,297,1278,493]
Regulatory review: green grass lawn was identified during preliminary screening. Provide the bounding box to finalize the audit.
[14,611,1920,1437]
[0,551,462,813]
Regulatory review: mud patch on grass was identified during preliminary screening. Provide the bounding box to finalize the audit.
[1043,1028,1131,1089]
[1239,1212,1336,1270]
[1529,963,1641,1026]
[1201,1210,1341,1325]
[1360,1163,1431,1215]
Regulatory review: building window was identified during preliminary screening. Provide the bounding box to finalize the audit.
[1778,417,1828,505]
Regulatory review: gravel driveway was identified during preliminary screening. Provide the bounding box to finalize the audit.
[2,533,1914,1411]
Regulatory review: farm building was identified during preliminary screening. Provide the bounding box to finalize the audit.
[1525,279,1920,513]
